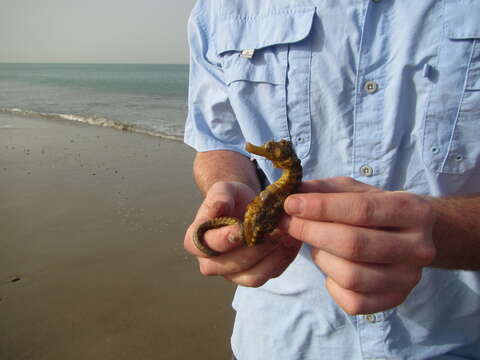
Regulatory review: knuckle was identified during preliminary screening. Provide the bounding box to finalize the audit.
[242,275,267,288]
[295,218,309,242]
[342,230,365,260]
[340,268,363,292]
[296,194,327,220]
[312,196,327,218]
[325,277,366,315]
[396,193,435,224]
[410,197,435,223]
[415,243,436,266]
[342,296,365,316]
[391,192,415,210]
[351,196,376,224]
[198,260,217,276]
[417,201,435,224]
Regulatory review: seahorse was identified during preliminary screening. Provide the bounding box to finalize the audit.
[193,139,303,256]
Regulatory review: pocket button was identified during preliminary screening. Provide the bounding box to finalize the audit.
[364,81,379,94]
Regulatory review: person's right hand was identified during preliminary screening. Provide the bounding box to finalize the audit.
[184,181,301,287]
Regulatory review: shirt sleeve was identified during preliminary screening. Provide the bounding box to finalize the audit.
[184,3,248,156]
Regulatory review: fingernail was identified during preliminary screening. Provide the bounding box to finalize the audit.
[285,197,303,215]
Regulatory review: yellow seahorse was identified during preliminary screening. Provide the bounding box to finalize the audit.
[193,139,303,256]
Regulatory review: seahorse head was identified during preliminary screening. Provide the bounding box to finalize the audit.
[245,139,294,166]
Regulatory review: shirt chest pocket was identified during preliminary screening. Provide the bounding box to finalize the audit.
[216,7,315,161]
[423,1,480,175]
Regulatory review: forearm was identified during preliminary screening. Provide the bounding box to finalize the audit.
[193,150,261,196]
[429,193,480,270]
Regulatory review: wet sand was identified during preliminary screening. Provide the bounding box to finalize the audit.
[0,113,235,359]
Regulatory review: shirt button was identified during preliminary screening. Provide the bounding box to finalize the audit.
[364,81,378,94]
[360,165,374,177]
[365,314,377,323]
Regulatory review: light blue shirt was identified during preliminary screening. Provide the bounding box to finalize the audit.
[184,1,480,359]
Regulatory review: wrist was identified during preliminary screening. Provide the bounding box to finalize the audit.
[193,150,261,195]
[427,194,480,270]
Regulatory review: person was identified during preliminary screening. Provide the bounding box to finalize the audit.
[183,0,480,358]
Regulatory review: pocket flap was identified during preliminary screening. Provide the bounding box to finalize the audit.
[216,7,316,55]
[445,1,480,39]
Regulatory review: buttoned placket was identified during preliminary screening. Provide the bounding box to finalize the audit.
[352,1,387,188]
[354,2,390,356]
[357,312,390,360]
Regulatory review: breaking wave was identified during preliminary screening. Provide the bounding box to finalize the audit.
[0,107,183,142]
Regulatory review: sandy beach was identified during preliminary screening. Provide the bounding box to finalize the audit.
[0,113,235,359]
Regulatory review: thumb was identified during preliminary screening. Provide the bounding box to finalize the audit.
[194,182,236,223]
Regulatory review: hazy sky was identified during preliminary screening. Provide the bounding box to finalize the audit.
[0,0,197,64]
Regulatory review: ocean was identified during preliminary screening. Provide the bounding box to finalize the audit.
[0,63,188,140]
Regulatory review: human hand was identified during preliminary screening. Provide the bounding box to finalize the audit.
[184,181,301,287]
[280,177,436,315]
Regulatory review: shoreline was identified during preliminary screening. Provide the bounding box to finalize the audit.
[0,107,184,142]
[0,112,235,359]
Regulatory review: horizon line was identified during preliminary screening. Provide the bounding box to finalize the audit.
[0,61,189,65]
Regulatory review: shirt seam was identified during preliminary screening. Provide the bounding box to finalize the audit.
[221,7,315,22]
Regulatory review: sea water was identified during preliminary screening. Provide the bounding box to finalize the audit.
[0,63,188,140]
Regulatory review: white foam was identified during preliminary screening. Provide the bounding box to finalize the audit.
[0,107,183,141]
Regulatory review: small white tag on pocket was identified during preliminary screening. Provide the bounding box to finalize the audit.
[240,49,255,59]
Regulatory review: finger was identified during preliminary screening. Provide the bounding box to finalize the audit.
[281,218,429,265]
[194,195,235,225]
[312,249,421,293]
[224,242,300,287]
[186,182,245,257]
[185,222,244,258]
[198,230,301,275]
[299,177,381,194]
[199,240,278,276]
[284,191,433,229]
[325,277,409,315]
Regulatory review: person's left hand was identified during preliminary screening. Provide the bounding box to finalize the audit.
[280,177,437,315]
